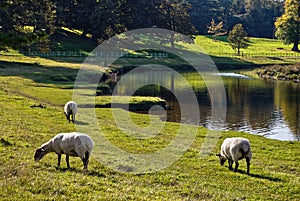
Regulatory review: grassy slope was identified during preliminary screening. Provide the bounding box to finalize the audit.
[9,28,300,69]
[108,35,300,69]
[193,36,299,67]
[0,54,299,200]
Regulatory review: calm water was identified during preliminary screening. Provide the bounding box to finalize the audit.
[112,70,300,141]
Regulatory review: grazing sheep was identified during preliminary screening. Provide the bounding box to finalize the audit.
[216,137,252,174]
[64,101,77,123]
[34,132,94,170]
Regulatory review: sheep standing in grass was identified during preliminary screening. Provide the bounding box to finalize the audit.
[34,132,94,170]
[64,101,77,123]
[216,137,252,174]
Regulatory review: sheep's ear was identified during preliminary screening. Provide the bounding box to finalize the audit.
[216,154,222,158]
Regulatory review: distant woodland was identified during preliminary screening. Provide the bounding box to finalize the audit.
[0,0,286,50]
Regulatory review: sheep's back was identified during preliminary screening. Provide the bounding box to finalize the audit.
[52,132,94,157]
[64,101,78,114]
[221,137,251,161]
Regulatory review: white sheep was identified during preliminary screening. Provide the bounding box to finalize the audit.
[34,132,94,170]
[216,137,252,174]
[64,101,78,123]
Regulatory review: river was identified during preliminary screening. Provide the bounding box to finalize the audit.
[111,70,300,141]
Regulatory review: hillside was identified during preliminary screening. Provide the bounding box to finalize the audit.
[40,30,300,69]
[0,54,299,200]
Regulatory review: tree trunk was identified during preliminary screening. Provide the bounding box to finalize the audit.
[292,41,299,52]
[237,48,241,56]
[170,32,175,48]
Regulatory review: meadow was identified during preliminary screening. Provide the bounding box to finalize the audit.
[0,52,299,200]
[193,36,299,67]
[4,28,300,69]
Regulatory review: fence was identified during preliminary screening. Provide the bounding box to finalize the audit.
[18,51,169,58]
[211,52,300,58]
[5,51,300,59]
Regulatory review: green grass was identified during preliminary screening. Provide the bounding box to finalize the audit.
[12,27,300,69]
[192,35,299,66]
[110,35,300,69]
[0,55,299,200]
[195,36,294,55]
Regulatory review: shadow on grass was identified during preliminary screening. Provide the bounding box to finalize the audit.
[249,173,282,182]
[235,169,282,182]
[55,166,106,177]
[0,59,105,87]
[0,60,79,85]
[74,120,89,126]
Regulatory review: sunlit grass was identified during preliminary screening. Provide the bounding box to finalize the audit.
[0,54,299,200]
[0,88,299,200]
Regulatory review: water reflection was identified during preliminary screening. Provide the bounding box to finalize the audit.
[112,70,300,141]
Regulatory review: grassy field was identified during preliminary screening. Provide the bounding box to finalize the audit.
[193,36,299,67]
[0,54,299,200]
[6,28,299,70]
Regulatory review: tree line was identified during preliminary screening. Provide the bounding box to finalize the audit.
[189,0,285,38]
[0,0,299,51]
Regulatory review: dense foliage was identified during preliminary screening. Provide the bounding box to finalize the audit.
[275,0,300,51]
[0,0,287,51]
[189,0,284,38]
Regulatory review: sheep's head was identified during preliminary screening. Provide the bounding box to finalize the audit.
[216,154,226,166]
[34,147,47,162]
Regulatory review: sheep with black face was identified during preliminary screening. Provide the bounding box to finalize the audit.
[34,132,94,170]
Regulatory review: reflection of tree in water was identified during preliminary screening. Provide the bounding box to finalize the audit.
[224,77,274,130]
[274,83,300,141]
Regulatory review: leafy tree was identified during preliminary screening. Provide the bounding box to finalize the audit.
[275,0,300,52]
[189,0,223,34]
[189,0,284,38]
[0,0,55,50]
[90,0,125,43]
[228,23,250,56]
[55,0,96,37]
[155,0,197,48]
[90,0,196,48]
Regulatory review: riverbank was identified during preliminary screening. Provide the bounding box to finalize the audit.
[255,63,300,83]
[0,54,299,200]
[0,81,299,200]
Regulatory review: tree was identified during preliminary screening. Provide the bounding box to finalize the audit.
[90,0,125,43]
[155,0,197,48]
[275,0,300,52]
[207,19,227,39]
[228,23,250,56]
[0,0,55,50]
[189,0,223,34]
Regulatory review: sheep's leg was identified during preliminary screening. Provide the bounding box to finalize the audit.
[234,161,239,172]
[228,160,233,170]
[72,114,75,124]
[57,154,61,167]
[246,157,250,175]
[82,151,90,170]
[66,155,70,168]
